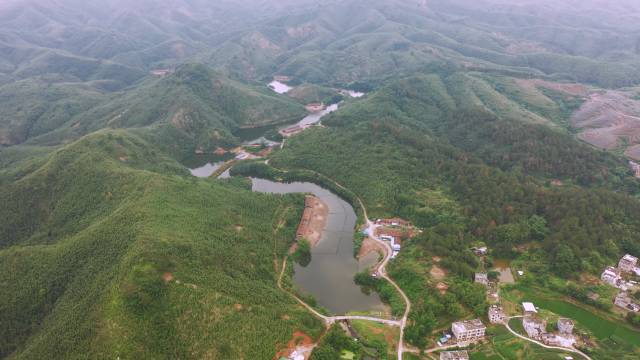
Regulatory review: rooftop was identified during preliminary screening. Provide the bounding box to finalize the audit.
[453,318,485,331]
[522,302,537,313]
[622,254,638,262]
[558,318,573,326]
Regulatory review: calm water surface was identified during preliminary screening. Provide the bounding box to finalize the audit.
[189,162,223,178]
[251,178,384,315]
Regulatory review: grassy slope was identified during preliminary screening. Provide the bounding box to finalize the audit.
[0,130,322,359]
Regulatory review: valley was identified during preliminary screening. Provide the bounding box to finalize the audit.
[3,1,640,360]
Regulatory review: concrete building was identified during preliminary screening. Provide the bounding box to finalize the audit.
[614,292,640,312]
[475,272,489,286]
[601,266,622,286]
[522,302,537,314]
[619,254,639,273]
[440,350,469,360]
[557,318,574,335]
[542,333,575,348]
[452,319,486,343]
[488,305,506,324]
[523,315,547,340]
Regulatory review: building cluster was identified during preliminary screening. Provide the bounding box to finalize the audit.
[601,254,640,312]
[451,319,486,344]
[374,218,416,259]
[521,302,576,348]
[614,292,640,312]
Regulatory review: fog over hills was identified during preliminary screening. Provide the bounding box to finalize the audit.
[2,1,640,360]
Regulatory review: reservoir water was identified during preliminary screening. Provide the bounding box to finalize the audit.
[251,178,385,315]
[189,162,223,178]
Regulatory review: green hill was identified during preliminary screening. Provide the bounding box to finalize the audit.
[0,64,306,159]
[0,130,322,359]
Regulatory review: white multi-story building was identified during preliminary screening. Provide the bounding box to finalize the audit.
[601,266,622,286]
[619,254,639,273]
[452,319,486,343]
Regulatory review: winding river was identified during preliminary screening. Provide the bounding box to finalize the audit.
[252,178,384,315]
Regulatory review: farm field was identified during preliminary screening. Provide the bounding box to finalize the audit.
[506,287,640,346]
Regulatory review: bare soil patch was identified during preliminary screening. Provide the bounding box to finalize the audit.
[162,272,174,282]
[358,237,385,259]
[296,195,328,247]
[516,78,590,97]
[430,264,446,280]
[572,90,640,151]
[274,331,315,360]
[436,282,449,295]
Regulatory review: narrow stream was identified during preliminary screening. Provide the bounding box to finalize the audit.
[252,178,385,315]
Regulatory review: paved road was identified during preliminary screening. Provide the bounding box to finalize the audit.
[505,316,593,360]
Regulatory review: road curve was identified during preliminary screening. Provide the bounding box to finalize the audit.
[267,166,412,360]
[305,173,412,360]
[504,316,593,360]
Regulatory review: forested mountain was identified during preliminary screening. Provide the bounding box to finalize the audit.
[0,130,321,358]
[0,64,305,155]
[2,0,640,359]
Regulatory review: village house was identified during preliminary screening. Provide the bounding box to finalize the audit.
[522,302,537,315]
[440,350,469,360]
[488,305,506,324]
[557,318,574,335]
[471,246,488,256]
[541,333,575,348]
[601,266,622,286]
[614,292,640,312]
[279,125,304,137]
[451,319,486,343]
[523,315,547,340]
[475,272,489,286]
[619,254,639,273]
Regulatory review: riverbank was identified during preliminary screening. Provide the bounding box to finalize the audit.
[291,195,328,253]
